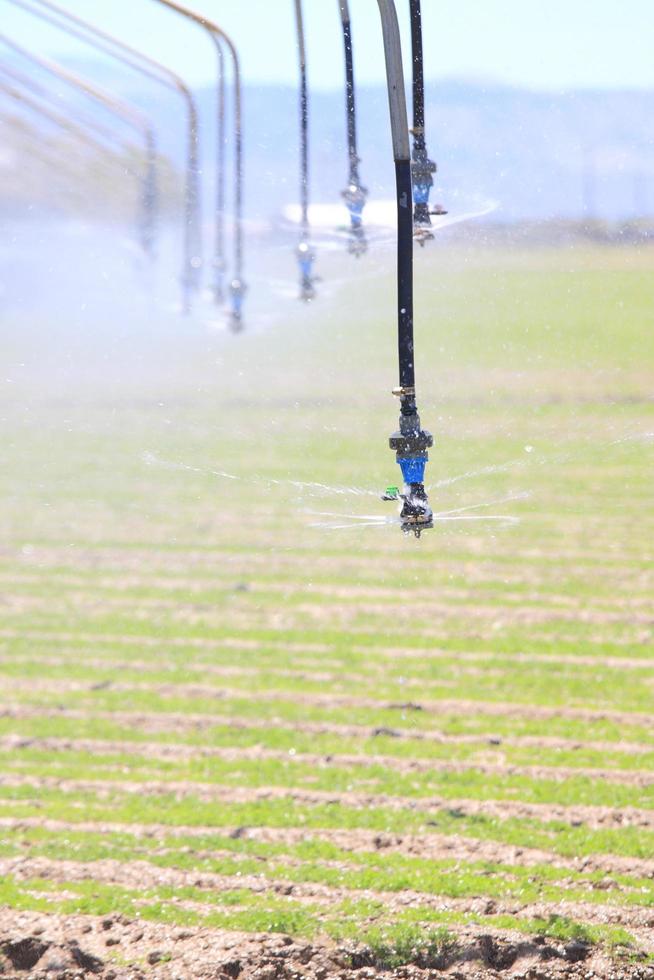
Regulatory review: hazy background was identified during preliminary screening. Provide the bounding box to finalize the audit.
[3,0,654,228]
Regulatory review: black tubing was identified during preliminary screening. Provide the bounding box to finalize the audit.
[409,0,425,151]
[395,158,415,399]
[295,0,309,240]
[340,12,358,183]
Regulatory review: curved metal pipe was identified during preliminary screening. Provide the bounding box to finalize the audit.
[0,34,159,258]
[0,59,130,150]
[337,0,367,255]
[0,99,138,204]
[8,0,203,311]
[214,36,227,304]
[0,72,147,236]
[375,0,413,397]
[0,78,117,158]
[294,0,315,301]
[149,0,245,327]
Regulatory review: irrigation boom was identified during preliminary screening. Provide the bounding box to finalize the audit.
[149,0,245,328]
[337,0,367,256]
[408,0,445,243]
[293,0,316,302]
[9,0,203,312]
[376,0,433,536]
[1,34,158,258]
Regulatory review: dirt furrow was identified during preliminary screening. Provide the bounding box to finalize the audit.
[2,854,653,946]
[3,774,654,829]
[4,643,654,674]
[3,585,653,628]
[1,814,652,878]
[1,906,650,980]
[4,570,652,616]
[3,683,654,728]
[2,734,652,787]
[3,726,653,762]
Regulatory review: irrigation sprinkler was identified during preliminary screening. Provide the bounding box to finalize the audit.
[337,0,367,256]
[0,59,132,150]
[1,34,159,259]
[408,0,445,245]
[8,0,203,313]
[0,76,119,160]
[376,0,433,537]
[0,99,136,211]
[149,0,245,329]
[294,0,316,301]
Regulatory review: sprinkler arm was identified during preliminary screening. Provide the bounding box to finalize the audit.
[0,35,159,258]
[376,0,434,536]
[0,59,133,150]
[408,0,445,242]
[294,0,316,301]
[0,77,122,159]
[337,0,367,255]
[9,0,203,312]
[149,0,245,327]
[1,101,140,207]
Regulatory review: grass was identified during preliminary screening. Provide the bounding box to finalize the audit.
[1,241,653,958]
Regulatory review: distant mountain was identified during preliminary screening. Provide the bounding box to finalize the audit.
[125,76,654,223]
[7,54,654,221]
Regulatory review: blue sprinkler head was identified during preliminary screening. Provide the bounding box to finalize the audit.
[342,181,367,230]
[411,153,437,243]
[229,278,246,332]
[387,400,434,537]
[213,260,227,306]
[342,182,368,257]
[297,240,316,301]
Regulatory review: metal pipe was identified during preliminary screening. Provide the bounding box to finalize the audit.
[7,0,203,311]
[337,0,367,255]
[149,0,245,327]
[0,34,159,258]
[294,0,315,300]
[408,0,441,240]
[0,101,137,203]
[0,77,119,159]
[0,59,131,151]
[374,1,413,395]
[376,0,433,536]
[214,36,226,304]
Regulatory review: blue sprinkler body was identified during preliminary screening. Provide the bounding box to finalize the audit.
[386,403,434,537]
[297,240,316,300]
[229,278,246,331]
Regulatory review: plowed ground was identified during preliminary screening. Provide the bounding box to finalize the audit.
[1,242,653,978]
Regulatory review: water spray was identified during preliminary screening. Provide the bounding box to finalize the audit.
[377,0,433,537]
[0,33,159,259]
[337,0,367,256]
[0,75,130,175]
[408,0,445,245]
[9,0,203,314]
[150,0,246,329]
[294,0,316,301]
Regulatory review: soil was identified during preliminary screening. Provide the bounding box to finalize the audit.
[1,910,653,980]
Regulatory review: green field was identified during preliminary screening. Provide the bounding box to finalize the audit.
[1,240,653,972]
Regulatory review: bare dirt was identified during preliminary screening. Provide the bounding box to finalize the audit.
[1,909,653,980]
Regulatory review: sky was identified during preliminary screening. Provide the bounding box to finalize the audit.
[2,0,654,94]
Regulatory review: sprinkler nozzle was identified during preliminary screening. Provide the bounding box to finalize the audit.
[297,240,316,301]
[229,278,246,332]
[341,182,368,256]
[388,406,434,537]
[213,259,227,305]
[411,150,437,233]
